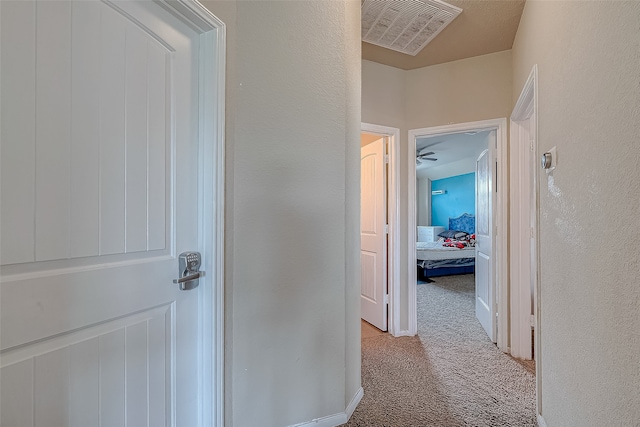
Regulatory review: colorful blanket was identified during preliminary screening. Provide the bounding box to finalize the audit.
[441,234,476,249]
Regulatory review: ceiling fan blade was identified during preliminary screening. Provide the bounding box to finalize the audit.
[417,151,435,157]
[423,157,437,161]
[416,158,422,165]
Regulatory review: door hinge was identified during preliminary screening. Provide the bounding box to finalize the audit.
[384,294,389,305]
[530,315,535,328]
[530,139,534,151]
[384,154,390,164]
[384,224,389,234]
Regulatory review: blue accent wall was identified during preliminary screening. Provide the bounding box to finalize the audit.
[431,172,475,229]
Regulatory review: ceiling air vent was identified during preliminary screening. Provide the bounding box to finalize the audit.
[362,0,462,56]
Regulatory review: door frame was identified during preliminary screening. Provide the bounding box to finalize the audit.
[360,123,401,336]
[408,118,508,350]
[162,1,226,425]
[510,65,541,419]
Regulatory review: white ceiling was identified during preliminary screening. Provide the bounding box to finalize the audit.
[416,130,490,181]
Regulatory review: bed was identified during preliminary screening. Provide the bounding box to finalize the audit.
[417,213,476,280]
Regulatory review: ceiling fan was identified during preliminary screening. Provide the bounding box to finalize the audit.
[416,149,437,165]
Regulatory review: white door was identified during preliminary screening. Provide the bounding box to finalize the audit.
[360,138,387,331]
[475,142,496,342]
[1,1,204,425]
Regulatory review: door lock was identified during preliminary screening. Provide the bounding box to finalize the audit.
[173,251,204,290]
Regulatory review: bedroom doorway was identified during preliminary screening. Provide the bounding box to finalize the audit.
[510,65,539,373]
[408,119,509,350]
[360,123,400,336]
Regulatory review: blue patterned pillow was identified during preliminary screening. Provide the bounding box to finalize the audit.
[449,213,475,235]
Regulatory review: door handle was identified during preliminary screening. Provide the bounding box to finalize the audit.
[173,252,203,290]
[173,271,203,284]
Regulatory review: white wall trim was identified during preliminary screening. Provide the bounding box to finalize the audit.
[287,387,364,427]
[407,128,418,337]
[161,1,226,426]
[508,120,531,359]
[511,64,541,419]
[361,123,401,337]
[510,64,538,360]
[495,120,509,352]
[537,414,548,427]
[408,118,509,345]
[344,386,365,419]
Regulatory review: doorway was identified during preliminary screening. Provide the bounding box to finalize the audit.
[510,64,540,417]
[408,119,508,350]
[360,123,400,336]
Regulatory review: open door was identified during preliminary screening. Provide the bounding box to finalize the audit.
[0,1,216,424]
[475,138,497,342]
[360,138,388,331]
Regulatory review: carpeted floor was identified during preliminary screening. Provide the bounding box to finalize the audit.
[344,274,537,426]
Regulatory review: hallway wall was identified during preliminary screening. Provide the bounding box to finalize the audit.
[512,1,640,425]
[361,60,408,329]
[200,2,362,426]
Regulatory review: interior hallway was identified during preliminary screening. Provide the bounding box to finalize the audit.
[346,274,536,426]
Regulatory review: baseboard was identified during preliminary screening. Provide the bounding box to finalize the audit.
[344,387,364,419]
[288,387,364,427]
[537,413,548,427]
[394,329,413,337]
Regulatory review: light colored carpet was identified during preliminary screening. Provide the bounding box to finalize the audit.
[345,274,537,426]
[361,320,387,339]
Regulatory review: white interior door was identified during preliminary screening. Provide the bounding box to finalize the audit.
[360,138,388,331]
[475,141,496,342]
[1,1,204,425]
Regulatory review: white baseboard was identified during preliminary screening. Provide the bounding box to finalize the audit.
[344,387,364,419]
[288,387,364,427]
[537,413,548,427]
[393,329,413,337]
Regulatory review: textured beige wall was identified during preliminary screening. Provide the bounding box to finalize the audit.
[363,53,512,332]
[512,1,640,425]
[200,2,361,426]
[362,60,406,128]
[405,50,512,129]
[344,0,362,418]
[361,60,409,329]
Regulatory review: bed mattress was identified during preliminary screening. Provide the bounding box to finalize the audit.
[416,241,476,261]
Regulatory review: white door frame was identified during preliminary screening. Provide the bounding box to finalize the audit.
[408,119,508,350]
[510,65,541,419]
[162,1,226,425]
[361,123,401,336]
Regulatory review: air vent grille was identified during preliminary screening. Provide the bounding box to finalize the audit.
[362,0,462,56]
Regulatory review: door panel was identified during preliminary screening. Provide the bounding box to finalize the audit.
[0,0,37,265]
[361,138,387,331]
[1,1,200,425]
[475,142,496,342]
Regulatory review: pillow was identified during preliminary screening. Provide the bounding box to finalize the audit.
[438,230,468,239]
